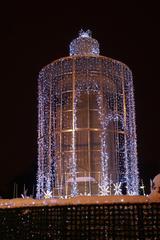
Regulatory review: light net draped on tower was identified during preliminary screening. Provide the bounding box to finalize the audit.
[37,30,139,199]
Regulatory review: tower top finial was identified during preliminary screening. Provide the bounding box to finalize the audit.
[79,29,92,38]
[69,29,100,56]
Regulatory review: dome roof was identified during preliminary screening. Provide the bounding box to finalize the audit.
[69,29,100,56]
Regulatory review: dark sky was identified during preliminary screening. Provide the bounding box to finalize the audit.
[1,1,159,197]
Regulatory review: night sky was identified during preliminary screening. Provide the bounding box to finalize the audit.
[1,1,159,198]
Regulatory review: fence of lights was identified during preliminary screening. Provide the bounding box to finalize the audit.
[36,30,139,199]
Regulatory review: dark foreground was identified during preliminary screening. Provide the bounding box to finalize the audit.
[0,201,160,239]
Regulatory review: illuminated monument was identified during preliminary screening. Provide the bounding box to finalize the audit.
[37,30,139,199]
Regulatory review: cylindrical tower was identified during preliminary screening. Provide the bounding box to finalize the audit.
[37,30,139,199]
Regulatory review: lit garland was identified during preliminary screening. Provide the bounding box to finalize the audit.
[96,92,109,194]
[36,30,139,199]
[124,69,139,195]
[70,86,78,196]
